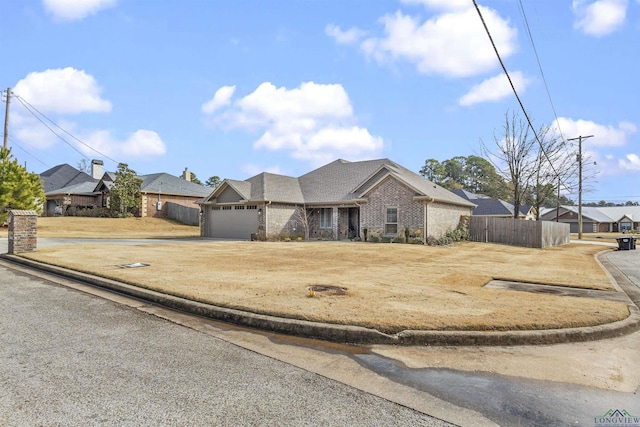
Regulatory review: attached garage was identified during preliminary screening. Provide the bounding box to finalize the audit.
[206,205,259,239]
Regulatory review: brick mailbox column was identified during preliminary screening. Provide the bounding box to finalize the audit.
[8,210,38,254]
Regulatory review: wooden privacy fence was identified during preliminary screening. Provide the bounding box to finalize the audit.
[469,216,570,248]
[166,202,200,226]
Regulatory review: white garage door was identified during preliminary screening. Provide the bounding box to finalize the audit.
[207,206,258,239]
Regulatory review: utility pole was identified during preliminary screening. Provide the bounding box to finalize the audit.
[3,87,11,150]
[568,135,594,240]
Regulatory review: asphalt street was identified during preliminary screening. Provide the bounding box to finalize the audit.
[0,264,453,426]
[2,237,640,426]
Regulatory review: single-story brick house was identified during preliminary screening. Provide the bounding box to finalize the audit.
[93,168,210,218]
[541,205,640,233]
[41,161,210,218]
[199,158,476,242]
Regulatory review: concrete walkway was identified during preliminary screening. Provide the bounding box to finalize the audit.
[2,237,640,346]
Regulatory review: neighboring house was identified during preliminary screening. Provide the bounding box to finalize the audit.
[199,158,475,241]
[541,205,640,233]
[40,161,102,216]
[451,189,536,220]
[41,161,210,218]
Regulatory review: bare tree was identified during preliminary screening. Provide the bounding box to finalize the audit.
[293,204,310,240]
[527,124,576,219]
[481,111,537,219]
[77,159,91,174]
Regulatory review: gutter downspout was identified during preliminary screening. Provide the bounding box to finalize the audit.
[423,197,434,245]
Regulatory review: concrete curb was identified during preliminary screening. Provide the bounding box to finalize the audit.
[2,253,640,346]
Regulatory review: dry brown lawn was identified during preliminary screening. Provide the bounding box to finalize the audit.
[11,217,630,334]
[33,217,200,238]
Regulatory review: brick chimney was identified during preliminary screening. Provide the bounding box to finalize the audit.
[91,159,104,180]
[183,167,191,182]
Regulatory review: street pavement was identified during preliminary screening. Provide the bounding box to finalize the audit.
[0,264,453,427]
[2,236,640,426]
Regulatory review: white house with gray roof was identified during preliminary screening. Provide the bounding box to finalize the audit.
[199,158,476,241]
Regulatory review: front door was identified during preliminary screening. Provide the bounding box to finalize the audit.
[348,207,359,239]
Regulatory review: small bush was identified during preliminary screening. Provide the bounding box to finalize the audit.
[296,237,303,242]
[381,236,392,243]
[392,236,404,244]
[370,236,380,243]
[284,237,291,242]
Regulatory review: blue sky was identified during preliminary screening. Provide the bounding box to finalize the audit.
[2,0,639,203]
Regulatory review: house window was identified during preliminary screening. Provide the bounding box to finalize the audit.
[212,207,220,211]
[385,206,398,235]
[319,208,332,229]
[235,205,245,210]
[247,205,257,210]
[222,206,231,210]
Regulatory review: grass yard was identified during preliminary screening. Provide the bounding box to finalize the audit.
[9,217,629,334]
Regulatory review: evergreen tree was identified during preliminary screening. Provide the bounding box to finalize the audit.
[109,163,142,217]
[0,148,45,223]
[205,176,221,188]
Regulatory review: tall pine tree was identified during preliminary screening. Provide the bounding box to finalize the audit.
[0,148,45,223]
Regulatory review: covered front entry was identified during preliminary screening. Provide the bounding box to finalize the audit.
[338,207,360,240]
[206,206,258,239]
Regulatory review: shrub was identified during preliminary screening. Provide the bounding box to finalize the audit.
[392,236,404,244]
[284,237,291,242]
[370,236,380,243]
[296,237,303,242]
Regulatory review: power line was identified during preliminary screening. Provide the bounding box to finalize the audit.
[4,135,49,167]
[13,95,92,160]
[517,0,566,145]
[13,94,119,164]
[472,0,561,182]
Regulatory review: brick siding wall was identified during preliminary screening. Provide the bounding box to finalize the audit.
[427,202,470,238]
[142,194,201,218]
[265,203,302,239]
[361,176,424,239]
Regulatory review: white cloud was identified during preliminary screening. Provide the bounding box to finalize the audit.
[42,0,117,21]
[400,0,472,12]
[554,118,637,147]
[573,0,628,37]
[357,5,517,78]
[619,153,640,170]
[83,129,166,159]
[14,67,112,114]
[11,68,166,161]
[325,24,366,44]
[205,81,383,163]
[202,85,236,114]
[459,71,531,106]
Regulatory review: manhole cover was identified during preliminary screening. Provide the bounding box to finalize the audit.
[306,285,348,296]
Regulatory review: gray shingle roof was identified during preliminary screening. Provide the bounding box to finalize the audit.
[451,189,491,200]
[40,164,97,193]
[139,173,211,197]
[553,205,640,223]
[203,158,475,207]
[45,181,100,196]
